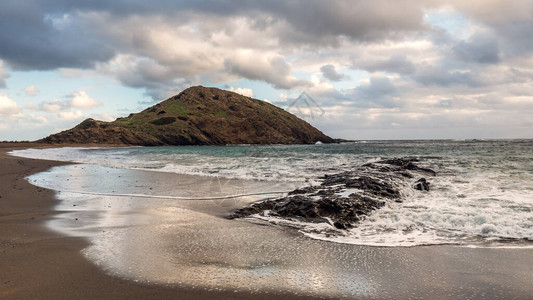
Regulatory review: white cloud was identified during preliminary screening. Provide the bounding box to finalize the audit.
[70,91,101,109]
[228,86,254,98]
[91,113,115,122]
[23,85,40,96]
[39,99,66,112]
[0,94,20,116]
[58,110,83,120]
[34,91,101,113]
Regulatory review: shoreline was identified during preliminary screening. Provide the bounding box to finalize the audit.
[0,143,315,299]
[2,143,533,299]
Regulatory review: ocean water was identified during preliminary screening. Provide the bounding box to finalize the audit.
[12,139,533,247]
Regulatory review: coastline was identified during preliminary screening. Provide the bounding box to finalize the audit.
[2,143,532,299]
[0,143,314,300]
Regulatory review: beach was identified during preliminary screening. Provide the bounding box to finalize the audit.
[0,143,315,299]
[1,142,533,299]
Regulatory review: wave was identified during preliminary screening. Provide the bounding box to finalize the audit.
[11,141,533,247]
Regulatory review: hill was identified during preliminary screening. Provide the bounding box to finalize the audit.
[39,86,335,145]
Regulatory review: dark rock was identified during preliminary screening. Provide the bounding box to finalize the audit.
[414,178,430,191]
[230,157,436,230]
[288,186,319,195]
[321,174,401,200]
[227,200,277,219]
[230,194,384,228]
[375,158,436,176]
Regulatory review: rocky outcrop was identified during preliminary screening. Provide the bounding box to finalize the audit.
[230,158,435,230]
[39,86,335,146]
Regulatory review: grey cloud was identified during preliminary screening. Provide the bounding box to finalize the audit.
[225,55,310,90]
[452,1,533,57]
[62,0,428,42]
[262,0,426,44]
[411,66,478,87]
[312,88,347,103]
[453,34,500,64]
[0,0,430,71]
[0,1,115,70]
[355,55,416,75]
[113,59,176,90]
[351,77,399,108]
[0,0,432,99]
[495,20,533,56]
[320,64,348,81]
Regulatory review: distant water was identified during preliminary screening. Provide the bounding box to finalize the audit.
[12,140,533,247]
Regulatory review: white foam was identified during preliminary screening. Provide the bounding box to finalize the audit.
[250,170,533,247]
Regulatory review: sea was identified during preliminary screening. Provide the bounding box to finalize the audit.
[12,139,533,248]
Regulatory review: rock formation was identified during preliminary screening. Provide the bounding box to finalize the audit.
[230,158,435,229]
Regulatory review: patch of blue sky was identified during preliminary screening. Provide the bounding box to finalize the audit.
[5,70,146,117]
[424,8,471,40]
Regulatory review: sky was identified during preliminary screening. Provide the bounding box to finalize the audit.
[0,0,532,141]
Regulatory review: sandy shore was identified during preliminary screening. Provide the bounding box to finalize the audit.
[2,143,532,299]
[0,143,314,299]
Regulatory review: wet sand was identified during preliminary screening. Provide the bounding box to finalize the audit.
[0,143,312,299]
[2,142,533,299]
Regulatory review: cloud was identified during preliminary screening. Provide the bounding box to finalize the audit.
[23,85,39,96]
[0,94,20,116]
[355,55,416,75]
[58,110,83,120]
[1,1,533,139]
[38,98,66,112]
[0,0,434,98]
[225,53,310,89]
[70,91,100,108]
[351,77,399,108]
[91,113,115,122]
[34,91,100,113]
[411,66,478,87]
[228,86,254,98]
[320,64,348,81]
[0,60,9,88]
[0,5,114,70]
[450,0,533,56]
[453,33,501,64]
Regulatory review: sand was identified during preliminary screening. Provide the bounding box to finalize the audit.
[0,143,314,299]
[1,142,532,299]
